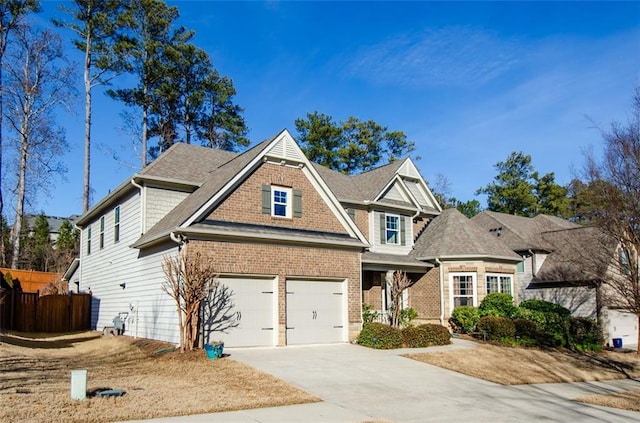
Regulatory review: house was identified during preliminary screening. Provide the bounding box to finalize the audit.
[74,129,522,347]
[473,211,638,349]
[21,214,80,243]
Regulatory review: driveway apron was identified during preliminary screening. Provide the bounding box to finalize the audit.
[228,341,640,423]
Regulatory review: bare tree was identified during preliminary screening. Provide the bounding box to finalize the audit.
[582,87,640,353]
[162,250,218,351]
[389,270,412,328]
[0,0,40,266]
[4,25,73,269]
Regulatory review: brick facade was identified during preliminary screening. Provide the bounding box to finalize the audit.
[408,269,441,322]
[188,239,362,345]
[208,162,348,235]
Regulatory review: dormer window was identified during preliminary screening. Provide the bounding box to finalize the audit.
[386,214,400,244]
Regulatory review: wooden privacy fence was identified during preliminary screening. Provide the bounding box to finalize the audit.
[0,291,91,333]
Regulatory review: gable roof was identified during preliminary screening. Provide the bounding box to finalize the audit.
[412,208,521,262]
[133,130,369,249]
[472,211,580,251]
[529,227,618,287]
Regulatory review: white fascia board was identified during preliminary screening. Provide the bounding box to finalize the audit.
[417,254,522,263]
[301,165,369,244]
[75,176,138,227]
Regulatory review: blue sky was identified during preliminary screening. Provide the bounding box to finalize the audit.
[11,1,640,219]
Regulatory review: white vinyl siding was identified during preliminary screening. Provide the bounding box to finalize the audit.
[145,187,190,232]
[81,190,181,344]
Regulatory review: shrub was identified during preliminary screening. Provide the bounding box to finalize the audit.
[402,324,452,348]
[536,312,569,347]
[479,293,517,318]
[513,318,540,346]
[450,306,479,333]
[357,323,403,349]
[399,307,418,327]
[568,317,603,352]
[519,299,571,318]
[477,316,516,342]
[362,303,379,324]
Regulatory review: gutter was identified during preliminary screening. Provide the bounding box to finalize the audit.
[435,258,445,326]
[131,178,145,234]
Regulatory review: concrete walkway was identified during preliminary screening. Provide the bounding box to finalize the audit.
[127,339,640,422]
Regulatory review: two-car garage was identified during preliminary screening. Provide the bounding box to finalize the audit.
[209,276,347,347]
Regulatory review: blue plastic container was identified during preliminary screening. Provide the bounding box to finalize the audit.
[204,343,224,359]
[612,338,623,348]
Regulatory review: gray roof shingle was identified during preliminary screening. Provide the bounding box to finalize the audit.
[412,208,521,260]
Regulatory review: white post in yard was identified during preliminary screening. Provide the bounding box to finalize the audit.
[70,369,87,400]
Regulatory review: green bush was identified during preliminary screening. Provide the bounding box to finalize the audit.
[399,307,418,327]
[479,293,517,318]
[401,324,451,348]
[568,317,603,352]
[477,316,516,342]
[357,323,403,349]
[519,299,571,318]
[450,306,480,333]
[537,312,569,347]
[513,318,540,346]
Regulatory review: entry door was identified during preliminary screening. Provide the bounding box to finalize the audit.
[207,277,276,347]
[286,280,345,345]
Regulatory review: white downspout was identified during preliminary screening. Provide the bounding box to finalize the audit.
[436,258,445,326]
[131,178,145,234]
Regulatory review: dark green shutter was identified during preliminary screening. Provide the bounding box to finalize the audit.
[262,185,271,214]
[293,190,302,217]
[400,216,406,246]
[379,213,386,244]
[347,208,355,221]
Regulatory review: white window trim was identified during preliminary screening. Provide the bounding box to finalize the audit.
[271,186,292,218]
[485,273,513,295]
[449,272,477,312]
[385,213,400,245]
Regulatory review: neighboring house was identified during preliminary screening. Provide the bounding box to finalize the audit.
[21,214,80,243]
[474,211,638,350]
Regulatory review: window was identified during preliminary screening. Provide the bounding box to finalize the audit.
[87,226,92,255]
[516,260,524,273]
[99,216,105,249]
[620,249,631,275]
[114,206,120,243]
[386,214,400,244]
[451,273,476,308]
[272,187,290,217]
[486,274,513,295]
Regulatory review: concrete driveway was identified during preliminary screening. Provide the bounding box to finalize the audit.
[129,340,640,423]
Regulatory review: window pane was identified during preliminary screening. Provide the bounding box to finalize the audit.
[386,215,399,244]
[501,276,512,295]
[517,261,524,273]
[115,206,120,224]
[274,204,286,216]
[274,190,287,204]
[486,276,498,294]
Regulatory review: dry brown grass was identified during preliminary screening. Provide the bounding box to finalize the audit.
[0,331,318,423]
[407,343,640,385]
[576,390,640,412]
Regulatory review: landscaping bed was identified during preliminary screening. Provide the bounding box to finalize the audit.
[0,331,318,423]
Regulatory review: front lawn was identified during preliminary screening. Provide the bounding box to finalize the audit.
[406,342,640,385]
[0,331,318,423]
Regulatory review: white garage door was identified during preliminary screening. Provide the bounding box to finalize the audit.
[607,309,638,348]
[286,279,346,345]
[206,277,276,347]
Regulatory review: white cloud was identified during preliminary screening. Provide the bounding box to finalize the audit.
[344,26,522,88]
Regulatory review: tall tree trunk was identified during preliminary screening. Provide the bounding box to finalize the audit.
[10,129,28,269]
[82,33,92,213]
[142,89,147,168]
[0,63,4,266]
